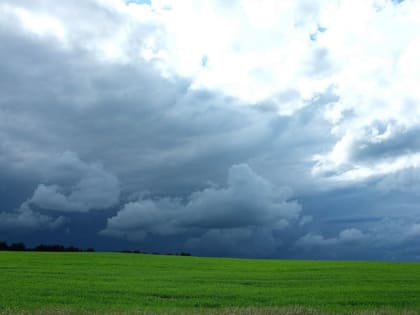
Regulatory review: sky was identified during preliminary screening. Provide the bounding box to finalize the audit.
[1,0,420,261]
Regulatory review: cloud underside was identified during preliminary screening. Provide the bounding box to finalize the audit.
[1,0,420,259]
[101,164,301,253]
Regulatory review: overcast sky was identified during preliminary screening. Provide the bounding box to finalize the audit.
[1,0,420,260]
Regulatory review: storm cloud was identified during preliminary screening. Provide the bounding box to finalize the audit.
[101,164,301,241]
[1,0,420,260]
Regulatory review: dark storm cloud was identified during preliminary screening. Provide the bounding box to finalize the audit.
[0,206,66,232]
[294,215,420,261]
[1,0,420,260]
[0,2,332,198]
[0,2,311,247]
[100,164,301,241]
[0,12,291,197]
[28,151,120,213]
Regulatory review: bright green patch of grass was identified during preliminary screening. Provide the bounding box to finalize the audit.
[0,252,420,313]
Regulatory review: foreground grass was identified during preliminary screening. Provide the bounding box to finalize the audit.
[1,307,419,315]
[1,252,420,314]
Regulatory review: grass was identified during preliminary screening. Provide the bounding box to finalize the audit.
[0,252,420,314]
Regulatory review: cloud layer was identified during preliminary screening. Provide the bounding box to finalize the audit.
[29,151,120,213]
[1,0,420,260]
[101,164,301,245]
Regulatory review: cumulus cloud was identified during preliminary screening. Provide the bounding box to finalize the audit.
[0,151,119,232]
[143,0,420,184]
[3,0,420,185]
[313,122,420,182]
[27,151,120,213]
[296,228,367,248]
[101,164,301,242]
[369,217,420,245]
[0,204,66,231]
[296,217,420,257]
[1,0,420,259]
[377,167,420,195]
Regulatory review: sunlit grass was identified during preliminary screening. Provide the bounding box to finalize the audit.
[1,252,420,313]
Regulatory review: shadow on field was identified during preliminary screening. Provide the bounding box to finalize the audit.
[1,307,419,315]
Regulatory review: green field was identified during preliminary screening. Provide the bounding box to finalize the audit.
[1,252,420,314]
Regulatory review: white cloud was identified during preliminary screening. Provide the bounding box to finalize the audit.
[0,3,67,44]
[309,0,420,182]
[120,0,420,182]
[136,0,328,106]
[4,0,420,183]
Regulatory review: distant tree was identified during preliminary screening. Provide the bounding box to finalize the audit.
[54,245,65,251]
[34,244,66,252]
[0,241,8,250]
[34,245,43,251]
[179,252,191,256]
[9,242,26,251]
[34,244,47,251]
[0,242,96,252]
[65,246,80,252]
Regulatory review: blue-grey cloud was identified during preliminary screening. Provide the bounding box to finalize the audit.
[1,0,420,261]
[27,152,120,213]
[101,164,301,242]
[0,204,66,232]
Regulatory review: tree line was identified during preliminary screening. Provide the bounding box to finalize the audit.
[119,250,191,256]
[0,241,192,256]
[0,241,94,252]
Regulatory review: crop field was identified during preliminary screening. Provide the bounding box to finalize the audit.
[1,252,420,314]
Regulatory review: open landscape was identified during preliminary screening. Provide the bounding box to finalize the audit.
[2,1,420,314]
[1,252,420,314]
